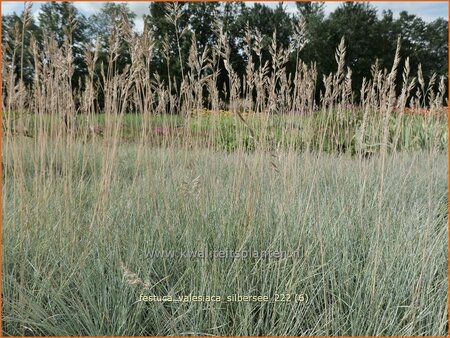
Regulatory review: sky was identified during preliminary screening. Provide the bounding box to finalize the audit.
[2,1,448,32]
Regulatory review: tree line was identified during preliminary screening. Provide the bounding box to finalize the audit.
[2,2,448,108]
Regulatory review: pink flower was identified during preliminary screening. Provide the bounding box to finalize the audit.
[153,127,165,135]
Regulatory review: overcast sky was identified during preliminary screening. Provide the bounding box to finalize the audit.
[2,1,448,32]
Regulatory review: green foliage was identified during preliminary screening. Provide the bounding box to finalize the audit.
[2,2,447,101]
[6,110,447,155]
[186,2,220,50]
[326,3,379,87]
[1,11,42,85]
[88,3,137,73]
[38,2,90,83]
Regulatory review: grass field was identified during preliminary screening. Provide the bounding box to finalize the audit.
[3,138,448,335]
[2,6,449,336]
[5,108,448,153]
